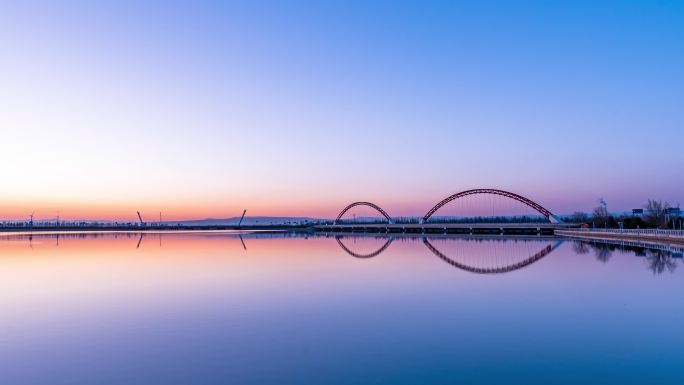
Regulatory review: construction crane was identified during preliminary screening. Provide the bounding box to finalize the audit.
[137,211,145,227]
[238,209,247,227]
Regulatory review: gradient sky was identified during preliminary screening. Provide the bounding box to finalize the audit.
[1,1,683,221]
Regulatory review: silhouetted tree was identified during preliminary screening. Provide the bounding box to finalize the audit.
[592,205,610,227]
[644,199,670,228]
[569,211,589,223]
[622,216,646,229]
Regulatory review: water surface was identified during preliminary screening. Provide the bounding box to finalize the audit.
[1,232,682,384]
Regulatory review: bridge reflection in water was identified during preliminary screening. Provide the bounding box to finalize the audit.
[333,234,563,274]
[335,236,394,259]
[423,238,563,274]
[3,231,680,276]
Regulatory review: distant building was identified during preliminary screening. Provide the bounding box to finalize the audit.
[634,207,682,218]
[666,207,682,217]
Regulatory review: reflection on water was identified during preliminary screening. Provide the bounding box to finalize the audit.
[570,238,682,275]
[335,235,394,259]
[335,234,563,273]
[422,237,561,274]
[332,233,682,276]
[0,231,683,385]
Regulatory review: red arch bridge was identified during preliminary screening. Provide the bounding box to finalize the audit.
[318,188,576,235]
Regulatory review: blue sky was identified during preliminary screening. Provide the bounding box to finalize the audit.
[1,1,682,219]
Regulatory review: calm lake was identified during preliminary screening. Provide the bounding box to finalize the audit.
[1,231,682,384]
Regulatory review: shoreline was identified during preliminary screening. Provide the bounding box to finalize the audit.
[556,229,684,246]
[0,225,311,233]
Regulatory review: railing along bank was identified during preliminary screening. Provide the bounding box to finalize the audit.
[557,228,684,241]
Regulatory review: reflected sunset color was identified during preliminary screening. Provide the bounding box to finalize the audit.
[1,232,682,384]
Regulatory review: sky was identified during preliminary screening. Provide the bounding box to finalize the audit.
[1,1,683,221]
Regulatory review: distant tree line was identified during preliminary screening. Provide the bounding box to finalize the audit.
[565,199,682,229]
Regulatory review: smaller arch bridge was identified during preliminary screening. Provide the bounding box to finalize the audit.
[422,189,560,224]
[335,202,394,224]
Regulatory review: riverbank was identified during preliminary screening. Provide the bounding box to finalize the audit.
[556,228,684,246]
[0,225,313,233]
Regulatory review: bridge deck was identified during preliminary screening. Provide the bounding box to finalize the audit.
[315,223,576,235]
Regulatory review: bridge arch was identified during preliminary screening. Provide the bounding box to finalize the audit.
[422,189,559,224]
[335,202,394,224]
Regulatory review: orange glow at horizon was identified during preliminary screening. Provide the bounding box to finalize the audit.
[0,192,428,221]
[0,197,348,221]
